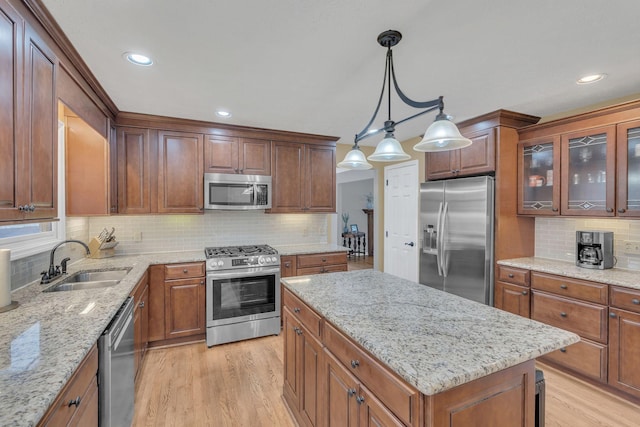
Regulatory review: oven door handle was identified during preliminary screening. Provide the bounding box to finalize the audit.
[207,266,281,279]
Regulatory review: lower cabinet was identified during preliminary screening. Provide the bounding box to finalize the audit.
[280,252,348,278]
[147,262,206,344]
[494,281,530,317]
[38,344,99,427]
[609,294,640,399]
[132,271,149,380]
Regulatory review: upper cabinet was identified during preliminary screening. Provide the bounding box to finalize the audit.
[117,127,153,214]
[204,135,270,175]
[425,127,496,180]
[518,100,640,217]
[269,141,336,213]
[0,0,58,222]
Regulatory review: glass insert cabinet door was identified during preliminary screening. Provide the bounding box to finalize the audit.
[518,137,560,215]
[617,121,640,216]
[561,126,616,216]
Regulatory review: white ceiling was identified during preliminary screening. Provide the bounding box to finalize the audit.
[42,0,640,146]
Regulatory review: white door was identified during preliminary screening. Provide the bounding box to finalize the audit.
[384,160,419,281]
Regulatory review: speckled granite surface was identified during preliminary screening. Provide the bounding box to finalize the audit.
[273,243,349,256]
[498,257,640,290]
[0,251,205,427]
[282,270,579,396]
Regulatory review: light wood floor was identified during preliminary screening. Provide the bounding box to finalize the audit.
[134,336,640,427]
[347,255,373,271]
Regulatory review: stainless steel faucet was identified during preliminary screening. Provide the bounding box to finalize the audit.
[41,240,90,284]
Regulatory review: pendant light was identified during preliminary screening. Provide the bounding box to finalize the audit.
[337,142,372,170]
[338,30,471,170]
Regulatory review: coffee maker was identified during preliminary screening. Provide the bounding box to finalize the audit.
[576,231,613,269]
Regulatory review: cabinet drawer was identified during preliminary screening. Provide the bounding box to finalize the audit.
[610,286,640,314]
[542,339,607,382]
[40,344,98,426]
[283,287,322,337]
[497,266,530,287]
[296,263,347,276]
[164,262,205,280]
[532,272,608,304]
[297,252,346,268]
[531,291,607,343]
[323,322,419,426]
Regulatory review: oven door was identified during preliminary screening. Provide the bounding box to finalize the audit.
[206,266,280,327]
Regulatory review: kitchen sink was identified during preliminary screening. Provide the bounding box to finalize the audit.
[44,268,131,292]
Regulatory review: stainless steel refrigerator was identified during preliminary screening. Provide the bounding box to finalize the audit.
[419,176,494,305]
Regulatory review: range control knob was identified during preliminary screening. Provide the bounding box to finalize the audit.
[217,260,224,267]
[258,256,265,265]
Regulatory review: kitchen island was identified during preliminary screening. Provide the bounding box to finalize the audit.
[281,270,579,427]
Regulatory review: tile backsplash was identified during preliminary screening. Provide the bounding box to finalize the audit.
[9,212,327,291]
[535,217,640,270]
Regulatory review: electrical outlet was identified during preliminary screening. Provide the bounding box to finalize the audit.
[133,231,143,242]
[623,240,640,255]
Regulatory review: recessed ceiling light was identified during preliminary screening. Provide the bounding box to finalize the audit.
[216,109,232,118]
[576,73,607,84]
[123,52,153,66]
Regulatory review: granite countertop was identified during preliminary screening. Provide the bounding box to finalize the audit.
[498,257,640,290]
[273,243,349,256]
[0,251,205,427]
[282,270,579,396]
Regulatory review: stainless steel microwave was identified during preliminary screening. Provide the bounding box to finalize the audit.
[204,173,272,210]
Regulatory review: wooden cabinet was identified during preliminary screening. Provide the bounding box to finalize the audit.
[204,135,271,175]
[616,120,640,216]
[270,141,336,213]
[609,286,640,399]
[131,270,149,380]
[117,127,153,214]
[157,130,203,213]
[494,266,530,317]
[38,344,98,427]
[517,136,561,215]
[425,128,496,180]
[0,5,58,222]
[282,252,347,277]
[148,262,206,344]
[281,256,297,278]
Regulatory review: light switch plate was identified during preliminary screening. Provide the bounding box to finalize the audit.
[623,240,640,255]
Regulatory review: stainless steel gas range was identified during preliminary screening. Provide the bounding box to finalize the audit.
[204,244,281,347]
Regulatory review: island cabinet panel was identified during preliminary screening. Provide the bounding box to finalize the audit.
[427,360,535,427]
[157,130,203,213]
[543,339,607,382]
[38,344,98,427]
[323,322,420,427]
[283,288,322,337]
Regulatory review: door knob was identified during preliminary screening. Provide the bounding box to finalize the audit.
[404,242,415,247]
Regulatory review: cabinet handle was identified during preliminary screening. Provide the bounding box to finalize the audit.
[294,307,301,313]
[348,388,357,397]
[610,312,617,318]
[521,291,528,295]
[508,273,514,278]
[351,359,360,368]
[68,396,82,408]
[618,208,626,213]
[28,204,35,212]
[559,348,567,353]
[632,299,640,305]
[183,269,188,273]
[322,258,327,262]
[606,208,614,213]
[284,262,291,268]
[560,284,568,289]
[200,280,205,285]
[356,396,365,405]
[560,312,567,318]
[295,327,303,336]
[139,301,145,308]
[552,207,559,212]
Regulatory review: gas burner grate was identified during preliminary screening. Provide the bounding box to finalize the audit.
[204,244,277,259]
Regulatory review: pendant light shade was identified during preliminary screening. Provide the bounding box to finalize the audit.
[413,117,473,152]
[337,145,372,170]
[367,133,411,162]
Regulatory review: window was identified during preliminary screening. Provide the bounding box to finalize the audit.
[0,121,66,260]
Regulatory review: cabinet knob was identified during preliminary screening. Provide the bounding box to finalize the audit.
[183,269,188,273]
[559,347,567,353]
[618,208,626,213]
[560,284,568,289]
[200,280,205,285]
[610,312,617,318]
[521,290,528,295]
[67,396,82,408]
[552,207,559,212]
[632,299,640,305]
[294,307,301,313]
[139,301,145,308]
[351,359,360,369]
[508,273,514,278]
[560,312,567,318]
[606,207,614,213]
[284,262,291,268]
[356,396,365,405]
[295,327,303,335]
[348,388,357,397]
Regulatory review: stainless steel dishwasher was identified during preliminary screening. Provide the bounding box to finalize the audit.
[99,297,135,427]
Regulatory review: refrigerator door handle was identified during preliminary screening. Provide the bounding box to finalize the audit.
[435,202,444,276]
[440,202,449,278]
